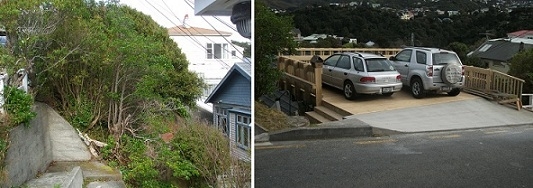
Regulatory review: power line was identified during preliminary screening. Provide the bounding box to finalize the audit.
[213,16,239,33]
[181,0,246,57]
[158,0,246,60]
[143,0,235,68]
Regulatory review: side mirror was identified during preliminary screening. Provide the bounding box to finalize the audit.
[389,56,396,61]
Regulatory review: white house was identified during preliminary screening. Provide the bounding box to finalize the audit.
[167,23,245,106]
[192,0,251,163]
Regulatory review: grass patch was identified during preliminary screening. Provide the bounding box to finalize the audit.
[254,101,291,132]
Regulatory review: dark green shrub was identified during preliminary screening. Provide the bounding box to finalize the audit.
[4,86,36,126]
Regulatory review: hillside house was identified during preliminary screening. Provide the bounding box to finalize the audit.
[205,62,251,161]
[167,24,245,112]
[508,30,533,39]
[468,37,533,73]
[0,29,6,47]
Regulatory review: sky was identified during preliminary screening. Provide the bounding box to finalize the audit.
[119,0,250,42]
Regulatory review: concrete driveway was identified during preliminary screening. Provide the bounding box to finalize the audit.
[257,88,533,142]
[345,97,533,133]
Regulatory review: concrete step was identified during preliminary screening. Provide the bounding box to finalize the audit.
[87,181,127,188]
[305,111,331,124]
[24,166,83,188]
[314,106,343,121]
[47,161,123,182]
[322,100,352,117]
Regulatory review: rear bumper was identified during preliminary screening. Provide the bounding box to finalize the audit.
[355,83,403,94]
[425,82,464,91]
[423,76,464,91]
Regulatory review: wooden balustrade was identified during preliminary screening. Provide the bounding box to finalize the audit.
[464,66,524,110]
[277,56,322,106]
[281,48,402,61]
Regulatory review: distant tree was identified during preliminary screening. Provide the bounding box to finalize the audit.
[446,42,470,61]
[255,0,297,98]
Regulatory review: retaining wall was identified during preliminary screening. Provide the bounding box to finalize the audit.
[1,103,53,187]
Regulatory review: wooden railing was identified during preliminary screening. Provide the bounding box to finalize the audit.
[464,66,525,110]
[282,48,402,62]
[277,56,322,106]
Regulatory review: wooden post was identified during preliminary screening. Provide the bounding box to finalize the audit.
[310,55,323,106]
[486,69,493,92]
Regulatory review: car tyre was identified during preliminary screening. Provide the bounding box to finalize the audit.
[442,63,462,84]
[343,81,357,100]
[410,77,426,99]
[447,88,461,96]
[382,92,394,97]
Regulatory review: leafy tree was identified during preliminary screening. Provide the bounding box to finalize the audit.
[446,42,470,61]
[255,0,297,98]
[232,40,251,58]
[0,1,241,187]
[508,49,533,93]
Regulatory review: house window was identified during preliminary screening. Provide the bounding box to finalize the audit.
[203,84,216,97]
[235,114,251,150]
[479,44,492,52]
[232,51,237,59]
[206,43,229,59]
[214,107,229,137]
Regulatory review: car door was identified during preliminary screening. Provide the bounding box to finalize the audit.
[390,49,412,84]
[322,54,341,86]
[330,55,352,89]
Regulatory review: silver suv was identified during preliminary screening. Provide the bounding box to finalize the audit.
[389,47,464,98]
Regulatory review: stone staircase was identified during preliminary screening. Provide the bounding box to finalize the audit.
[305,100,352,124]
[25,105,126,187]
[23,161,125,188]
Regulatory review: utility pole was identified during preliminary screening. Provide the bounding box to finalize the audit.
[411,32,414,46]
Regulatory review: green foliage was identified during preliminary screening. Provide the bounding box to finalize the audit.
[255,0,297,98]
[446,42,470,61]
[67,97,94,130]
[102,120,245,187]
[121,136,165,188]
[159,144,199,180]
[4,86,36,127]
[463,56,486,68]
[170,123,231,185]
[508,49,533,93]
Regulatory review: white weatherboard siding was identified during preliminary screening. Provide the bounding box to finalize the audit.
[169,34,244,98]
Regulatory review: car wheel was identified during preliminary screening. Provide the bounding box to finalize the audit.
[442,63,462,84]
[343,81,357,100]
[447,88,461,96]
[382,92,394,97]
[410,77,426,99]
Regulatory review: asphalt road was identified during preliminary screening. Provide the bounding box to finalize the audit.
[255,125,533,188]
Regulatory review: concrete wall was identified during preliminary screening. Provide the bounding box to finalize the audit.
[1,103,53,187]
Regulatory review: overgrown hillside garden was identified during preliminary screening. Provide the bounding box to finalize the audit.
[0,0,249,187]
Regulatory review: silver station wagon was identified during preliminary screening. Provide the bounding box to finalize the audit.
[322,52,403,100]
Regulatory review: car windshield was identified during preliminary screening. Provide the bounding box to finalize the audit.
[365,58,395,72]
[432,53,460,65]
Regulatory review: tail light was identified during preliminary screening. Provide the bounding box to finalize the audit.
[360,77,376,84]
[426,65,433,77]
[462,65,465,75]
[396,75,401,82]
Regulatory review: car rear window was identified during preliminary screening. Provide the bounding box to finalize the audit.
[432,53,460,65]
[365,59,396,72]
